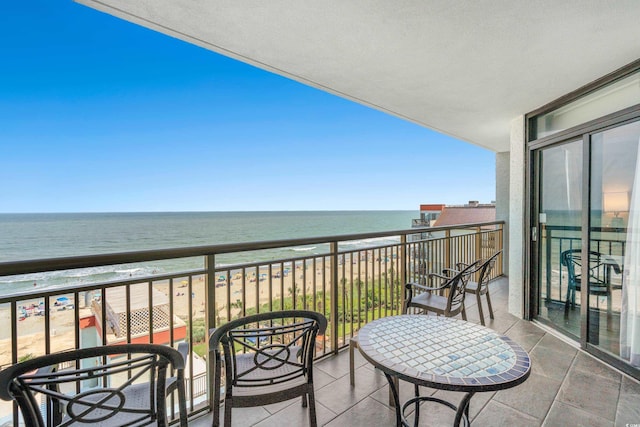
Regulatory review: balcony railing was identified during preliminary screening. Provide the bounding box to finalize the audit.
[0,221,503,423]
[541,224,625,304]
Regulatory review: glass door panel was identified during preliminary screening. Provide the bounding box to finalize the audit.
[536,140,583,338]
[589,120,640,366]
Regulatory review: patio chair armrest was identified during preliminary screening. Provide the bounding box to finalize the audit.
[35,365,64,425]
[441,268,459,277]
[428,272,453,287]
[166,342,190,396]
[177,341,189,364]
[607,257,622,274]
[405,280,447,293]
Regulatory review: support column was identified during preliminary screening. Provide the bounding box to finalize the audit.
[496,151,510,273]
[508,115,526,318]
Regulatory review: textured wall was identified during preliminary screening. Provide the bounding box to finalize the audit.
[508,116,526,318]
[496,151,510,275]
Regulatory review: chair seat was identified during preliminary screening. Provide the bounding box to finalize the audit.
[409,292,448,313]
[232,376,308,398]
[573,279,613,295]
[62,383,159,427]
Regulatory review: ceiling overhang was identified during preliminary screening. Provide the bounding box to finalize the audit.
[77,0,640,152]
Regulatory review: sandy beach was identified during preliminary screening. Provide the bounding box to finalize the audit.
[0,253,398,368]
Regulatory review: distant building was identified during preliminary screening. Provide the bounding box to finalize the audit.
[412,201,496,228]
[80,284,187,347]
[433,201,496,227]
[411,204,446,227]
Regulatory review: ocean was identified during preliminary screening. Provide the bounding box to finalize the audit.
[0,211,415,294]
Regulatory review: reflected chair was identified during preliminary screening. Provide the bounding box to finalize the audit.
[209,310,327,427]
[457,251,502,326]
[561,248,622,314]
[403,260,480,318]
[0,343,187,427]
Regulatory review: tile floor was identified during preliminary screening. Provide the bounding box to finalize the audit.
[192,278,640,426]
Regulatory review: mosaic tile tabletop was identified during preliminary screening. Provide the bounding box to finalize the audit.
[357,315,531,390]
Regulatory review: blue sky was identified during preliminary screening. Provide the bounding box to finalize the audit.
[0,1,495,213]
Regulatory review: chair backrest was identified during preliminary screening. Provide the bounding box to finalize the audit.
[446,261,481,316]
[0,344,186,427]
[209,310,327,395]
[475,250,502,291]
[561,249,580,287]
[561,249,618,289]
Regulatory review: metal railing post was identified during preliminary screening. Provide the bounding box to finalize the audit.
[330,241,339,354]
[475,226,483,281]
[498,224,504,276]
[400,234,407,311]
[445,229,451,269]
[205,254,216,412]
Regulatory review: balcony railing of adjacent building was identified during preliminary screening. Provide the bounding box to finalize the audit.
[0,221,503,424]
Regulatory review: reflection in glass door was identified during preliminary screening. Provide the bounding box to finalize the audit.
[589,120,640,366]
[536,140,583,339]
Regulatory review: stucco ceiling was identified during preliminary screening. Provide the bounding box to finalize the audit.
[77,0,640,152]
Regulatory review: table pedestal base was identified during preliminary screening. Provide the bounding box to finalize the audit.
[385,373,473,427]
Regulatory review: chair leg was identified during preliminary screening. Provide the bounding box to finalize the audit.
[301,393,308,407]
[308,387,318,427]
[476,292,485,326]
[224,398,232,427]
[565,287,573,314]
[213,358,222,427]
[461,304,467,321]
[349,337,357,386]
[485,289,494,320]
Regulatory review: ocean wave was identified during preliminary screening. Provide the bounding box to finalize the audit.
[0,264,165,296]
[341,236,401,248]
[114,267,146,274]
[290,246,317,252]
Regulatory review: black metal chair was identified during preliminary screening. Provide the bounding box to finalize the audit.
[209,310,327,427]
[561,248,622,313]
[457,251,502,325]
[0,343,188,427]
[403,261,480,318]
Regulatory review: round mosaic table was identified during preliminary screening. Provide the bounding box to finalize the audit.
[357,315,531,427]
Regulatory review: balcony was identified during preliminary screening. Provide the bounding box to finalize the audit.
[190,279,639,426]
[0,221,637,426]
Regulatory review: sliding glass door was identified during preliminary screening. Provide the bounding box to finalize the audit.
[534,139,583,339]
[589,120,640,365]
[533,119,640,370]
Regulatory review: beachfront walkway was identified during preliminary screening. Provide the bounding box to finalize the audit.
[192,278,640,426]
